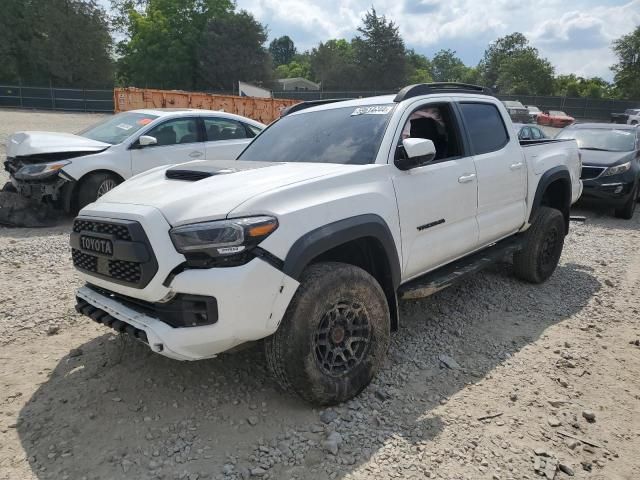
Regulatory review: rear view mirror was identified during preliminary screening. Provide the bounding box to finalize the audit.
[395,138,436,170]
[138,135,157,147]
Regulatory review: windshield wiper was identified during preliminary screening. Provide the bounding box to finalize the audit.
[580,147,610,151]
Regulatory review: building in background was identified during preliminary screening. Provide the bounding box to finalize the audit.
[275,77,321,92]
[238,81,271,98]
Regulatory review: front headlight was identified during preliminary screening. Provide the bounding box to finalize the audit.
[15,161,70,180]
[170,216,278,266]
[602,161,631,177]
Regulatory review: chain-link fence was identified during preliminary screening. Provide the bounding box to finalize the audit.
[2,83,638,121]
[273,90,640,121]
[0,84,113,112]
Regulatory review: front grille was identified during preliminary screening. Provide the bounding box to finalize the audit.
[72,250,97,272]
[581,166,606,180]
[70,217,158,288]
[108,260,142,284]
[73,219,132,241]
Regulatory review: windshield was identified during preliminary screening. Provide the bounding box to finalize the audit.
[238,105,395,164]
[556,128,636,152]
[79,112,159,144]
[549,111,567,117]
[504,101,525,108]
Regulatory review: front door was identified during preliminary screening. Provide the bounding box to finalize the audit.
[391,100,479,280]
[130,117,205,175]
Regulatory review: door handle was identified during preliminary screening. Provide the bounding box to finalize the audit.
[458,173,476,183]
[510,162,524,170]
[189,151,203,158]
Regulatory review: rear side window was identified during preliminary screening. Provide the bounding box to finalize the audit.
[460,103,509,155]
[204,118,249,141]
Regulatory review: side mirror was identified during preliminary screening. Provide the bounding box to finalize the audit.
[138,135,158,147]
[395,138,436,171]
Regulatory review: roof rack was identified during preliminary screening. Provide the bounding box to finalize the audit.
[279,98,353,117]
[394,83,492,102]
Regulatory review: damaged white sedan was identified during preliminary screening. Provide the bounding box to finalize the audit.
[3,109,265,211]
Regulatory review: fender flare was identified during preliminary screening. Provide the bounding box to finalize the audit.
[529,165,572,231]
[282,214,402,330]
[282,214,401,289]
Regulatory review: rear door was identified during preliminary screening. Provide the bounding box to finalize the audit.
[130,117,205,175]
[457,101,527,245]
[203,117,258,160]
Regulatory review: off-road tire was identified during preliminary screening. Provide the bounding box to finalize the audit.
[615,184,638,219]
[77,173,120,211]
[1,182,17,193]
[513,207,565,284]
[265,262,390,405]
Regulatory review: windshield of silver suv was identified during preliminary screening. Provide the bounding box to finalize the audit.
[557,128,635,152]
[238,105,396,165]
[79,112,159,144]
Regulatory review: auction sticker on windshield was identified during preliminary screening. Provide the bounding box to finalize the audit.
[351,105,394,116]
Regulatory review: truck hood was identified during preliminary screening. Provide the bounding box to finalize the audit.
[96,160,368,226]
[6,131,110,158]
[580,149,634,167]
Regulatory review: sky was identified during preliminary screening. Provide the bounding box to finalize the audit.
[234,0,640,81]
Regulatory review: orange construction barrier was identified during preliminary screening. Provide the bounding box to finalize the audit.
[114,87,300,124]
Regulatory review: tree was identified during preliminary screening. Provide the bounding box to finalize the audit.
[480,33,554,95]
[310,39,358,88]
[274,58,312,80]
[495,49,554,95]
[114,0,234,89]
[405,49,433,84]
[431,49,468,82]
[352,8,406,89]
[611,26,640,99]
[0,0,113,87]
[198,11,271,90]
[269,36,297,67]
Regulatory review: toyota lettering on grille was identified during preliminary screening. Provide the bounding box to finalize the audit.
[80,236,113,256]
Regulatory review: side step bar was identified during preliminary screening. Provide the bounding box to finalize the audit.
[398,236,523,300]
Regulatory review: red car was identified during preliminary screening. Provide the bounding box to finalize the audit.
[537,110,575,128]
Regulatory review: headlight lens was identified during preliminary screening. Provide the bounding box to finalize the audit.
[15,161,70,179]
[170,216,278,263]
[602,161,631,177]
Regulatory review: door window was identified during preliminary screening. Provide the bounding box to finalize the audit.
[531,127,544,139]
[459,103,509,154]
[396,103,463,162]
[204,118,249,141]
[519,127,531,140]
[144,118,200,146]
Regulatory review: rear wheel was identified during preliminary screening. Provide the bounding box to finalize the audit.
[513,207,565,283]
[76,172,120,211]
[265,262,390,405]
[615,184,638,219]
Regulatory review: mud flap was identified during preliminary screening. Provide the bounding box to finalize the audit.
[0,191,63,227]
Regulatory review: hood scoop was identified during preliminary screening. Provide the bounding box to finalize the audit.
[165,160,276,182]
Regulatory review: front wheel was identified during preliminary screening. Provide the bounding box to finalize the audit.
[513,207,566,283]
[76,172,120,211]
[265,262,390,405]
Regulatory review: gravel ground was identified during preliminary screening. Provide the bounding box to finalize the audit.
[1,111,640,480]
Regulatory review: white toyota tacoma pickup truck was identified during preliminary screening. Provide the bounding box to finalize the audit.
[72,83,582,405]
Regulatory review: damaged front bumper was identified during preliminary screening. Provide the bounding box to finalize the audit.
[4,156,76,209]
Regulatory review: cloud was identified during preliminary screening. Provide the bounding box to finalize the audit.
[237,0,640,80]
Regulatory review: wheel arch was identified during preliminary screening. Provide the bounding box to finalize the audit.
[529,166,572,233]
[282,214,401,331]
[65,169,125,213]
